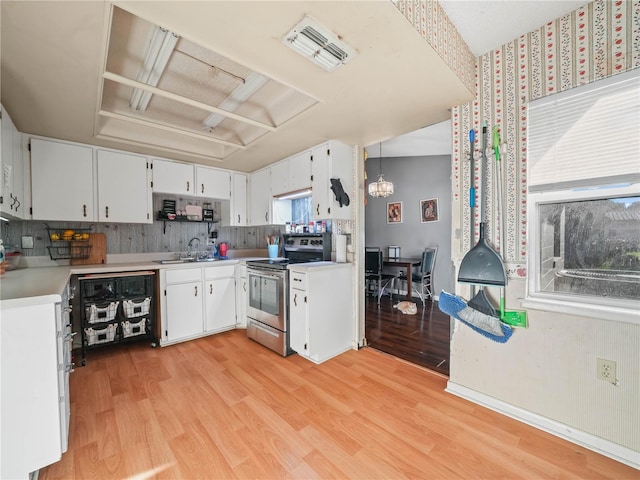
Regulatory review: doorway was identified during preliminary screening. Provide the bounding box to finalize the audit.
[363,121,452,376]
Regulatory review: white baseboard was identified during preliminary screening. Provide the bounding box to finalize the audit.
[446,381,640,470]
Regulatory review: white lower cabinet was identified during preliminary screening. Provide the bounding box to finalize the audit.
[160,263,239,345]
[1,284,72,479]
[288,263,354,364]
[235,263,247,328]
[162,268,204,343]
[204,265,236,333]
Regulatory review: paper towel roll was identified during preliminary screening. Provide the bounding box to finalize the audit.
[336,234,347,263]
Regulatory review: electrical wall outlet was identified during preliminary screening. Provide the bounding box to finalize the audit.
[21,235,34,249]
[597,358,617,384]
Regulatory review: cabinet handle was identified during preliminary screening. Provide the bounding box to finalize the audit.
[105,206,109,218]
[83,204,87,217]
[201,183,205,194]
[294,292,297,307]
[316,203,320,215]
[14,197,20,212]
[237,214,241,224]
[187,181,190,192]
[210,284,213,294]
[194,285,198,296]
[243,281,246,292]
[265,211,268,222]
[294,277,302,282]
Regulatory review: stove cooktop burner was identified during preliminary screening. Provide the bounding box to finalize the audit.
[246,257,322,270]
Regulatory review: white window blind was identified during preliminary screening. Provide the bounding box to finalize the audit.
[528,69,640,192]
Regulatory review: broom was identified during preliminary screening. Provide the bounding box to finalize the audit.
[439,291,513,343]
[461,124,505,317]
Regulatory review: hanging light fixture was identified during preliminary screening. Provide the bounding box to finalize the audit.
[368,142,394,198]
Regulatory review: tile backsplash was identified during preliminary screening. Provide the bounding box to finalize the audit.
[0,195,284,257]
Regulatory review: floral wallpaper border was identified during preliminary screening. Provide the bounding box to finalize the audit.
[394,0,476,92]
[448,0,640,278]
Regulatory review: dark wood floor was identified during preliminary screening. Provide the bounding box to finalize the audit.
[365,293,450,376]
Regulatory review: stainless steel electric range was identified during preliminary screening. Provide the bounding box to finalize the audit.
[246,233,331,356]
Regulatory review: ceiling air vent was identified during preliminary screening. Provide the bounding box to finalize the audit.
[283,16,356,72]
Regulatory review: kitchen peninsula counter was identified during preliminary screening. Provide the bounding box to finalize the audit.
[0,257,243,304]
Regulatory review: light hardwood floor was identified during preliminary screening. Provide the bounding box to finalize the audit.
[41,330,636,479]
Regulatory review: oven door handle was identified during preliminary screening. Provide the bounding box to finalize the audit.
[247,270,285,281]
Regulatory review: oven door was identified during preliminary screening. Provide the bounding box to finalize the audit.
[247,268,287,331]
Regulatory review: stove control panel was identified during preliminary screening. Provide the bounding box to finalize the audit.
[283,233,332,261]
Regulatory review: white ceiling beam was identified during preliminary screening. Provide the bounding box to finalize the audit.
[103,71,277,132]
[98,110,246,149]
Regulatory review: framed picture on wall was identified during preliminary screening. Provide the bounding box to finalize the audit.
[387,201,403,224]
[420,198,439,223]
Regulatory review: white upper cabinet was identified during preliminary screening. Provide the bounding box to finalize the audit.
[31,138,95,222]
[311,141,353,220]
[152,158,195,196]
[97,150,151,223]
[249,168,271,226]
[270,161,289,197]
[231,172,247,226]
[1,107,25,219]
[270,151,311,198]
[196,166,231,199]
[288,150,312,192]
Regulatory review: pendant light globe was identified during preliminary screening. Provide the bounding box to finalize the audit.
[368,142,394,198]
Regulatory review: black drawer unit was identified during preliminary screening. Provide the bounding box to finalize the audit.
[77,271,156,365]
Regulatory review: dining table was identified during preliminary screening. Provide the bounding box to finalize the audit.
[383,257,422,301]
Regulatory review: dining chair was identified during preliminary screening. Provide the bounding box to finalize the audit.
[399,247,437,305]
[364,250,397,304]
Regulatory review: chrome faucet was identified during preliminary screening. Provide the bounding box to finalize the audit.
[187,237,200,257]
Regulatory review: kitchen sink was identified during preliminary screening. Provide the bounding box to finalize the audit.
[153,257,219,264]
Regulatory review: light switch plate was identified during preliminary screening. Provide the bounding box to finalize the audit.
[21,235,34,249]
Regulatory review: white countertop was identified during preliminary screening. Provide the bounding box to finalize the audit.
[0,257,243,306]
[287,261,352,271]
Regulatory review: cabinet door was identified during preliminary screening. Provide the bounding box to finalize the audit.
[235,265,247,327]
[152,158,194,195]
[289,286,308,356]
[311,141,353,221]
[311,144,330,220]
[1,303,62,478]
[289,151,312,192]
[270,160,289,196]
[97,150,151,223]
[0,108,22,219]
[31,138,95,221]
[165,281,204,342]
[249,168,271,225]
[196,166,230,199]
[11,127,24,218]
[204,277,236,332]
[231,172,247,226]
